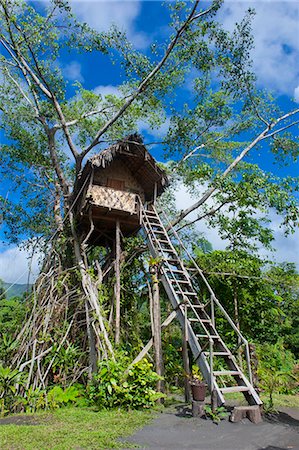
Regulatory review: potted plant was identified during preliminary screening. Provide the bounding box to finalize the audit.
[189,369,207,402]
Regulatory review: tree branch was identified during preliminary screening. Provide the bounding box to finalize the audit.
[175,199,230,232]
[79,0,214,164]
[4,66,34,109]
[170,109,299,228]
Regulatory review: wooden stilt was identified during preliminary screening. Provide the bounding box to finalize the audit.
[182,339,191,402]
[150,265,164,399]
[182,304,191,402]
[115,219,121,345]
[85,301,97,379]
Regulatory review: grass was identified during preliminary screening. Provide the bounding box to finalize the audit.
[224,392,299,409]
[0,407,153,449]
[261,393,299,409]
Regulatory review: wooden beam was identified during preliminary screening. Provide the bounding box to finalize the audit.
[115,219,121,345]
[130,311,177,367]
[150,266,164,399]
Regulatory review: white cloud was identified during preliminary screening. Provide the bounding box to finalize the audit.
[94,84,120,97]
[294,86,299,103]
[174,183,299,268]
[219,1,299,96]
[137,116,170,139]
[0,244,40,284]
[261,210,299,267]
[174,184,230,250]
[70,0,149,49]
[63,61,84,82]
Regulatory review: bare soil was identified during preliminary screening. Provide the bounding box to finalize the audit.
[126,403,299,450]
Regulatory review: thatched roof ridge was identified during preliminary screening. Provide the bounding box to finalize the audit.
[88,133,158,169]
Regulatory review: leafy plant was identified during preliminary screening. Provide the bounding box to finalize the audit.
[89,353,164,409]
[256,341,298,411]
[204,405,228,423]
[191,365,203,382]
[0,365,24,415]
[47,385,86,409]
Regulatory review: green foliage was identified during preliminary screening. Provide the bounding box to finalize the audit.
[0,296,26,364]
[192,249,299,350]
[204,405,228,423]
[0,365,24,415]
[46,385,87,409]
[89,354,164,409]
[16,384,87,414]
[46,343,84,387]
[255,341,298,411]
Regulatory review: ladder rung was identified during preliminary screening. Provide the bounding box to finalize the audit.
[176,291,198,296]
[185,301,203,305]
[213,371,240,376]
[220,386,249,394]
[165,268,185,274]
[196,334,219,339]
[196,318,211,323]
[204,352,230,356]
[147,218,160,223]
[171,279,190,284]
[151,223,164,228]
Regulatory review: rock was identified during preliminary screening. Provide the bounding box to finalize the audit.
[230,405,262,424]
[192,400,205,418]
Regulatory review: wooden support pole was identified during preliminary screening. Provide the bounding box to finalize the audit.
[115,219,121,345]
[85,301,97,379]
[150,265,164,399]
[182,304,191,402]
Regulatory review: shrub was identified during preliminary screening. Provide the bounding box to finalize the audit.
[0,365,24,415]
[14,384,87,414]
[89,354,164,409]
[256,341,298,411]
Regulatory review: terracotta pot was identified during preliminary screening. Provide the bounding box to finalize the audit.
[190,380,207,401]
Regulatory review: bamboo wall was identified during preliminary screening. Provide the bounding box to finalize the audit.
[87,185,137,214]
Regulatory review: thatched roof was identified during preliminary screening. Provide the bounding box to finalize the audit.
[74,134,169,202]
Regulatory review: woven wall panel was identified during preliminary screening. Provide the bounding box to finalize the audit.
[87,185,137,213]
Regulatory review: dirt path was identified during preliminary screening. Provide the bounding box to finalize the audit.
[126,404,299,450]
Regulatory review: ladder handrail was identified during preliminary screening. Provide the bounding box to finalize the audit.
[138,201,264,405]
[139,201,219,399]
[158,206,253,385]
[140,204,214,342]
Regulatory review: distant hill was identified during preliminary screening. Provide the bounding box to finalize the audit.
[2,283,32,299]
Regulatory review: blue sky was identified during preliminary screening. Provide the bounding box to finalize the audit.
[0,0,299,283]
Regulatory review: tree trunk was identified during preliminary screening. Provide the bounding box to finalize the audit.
[115,219,121,345]
[150,265,164,399]
[70,212,114,360]
[85,301,97,379]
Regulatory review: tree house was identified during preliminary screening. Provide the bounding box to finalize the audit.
[74,134,168,246]
[73,134,262,409]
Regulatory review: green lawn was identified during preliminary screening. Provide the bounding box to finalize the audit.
[217,392,299,409]
[0,407,153,450]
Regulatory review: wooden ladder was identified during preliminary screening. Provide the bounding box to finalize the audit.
[140,203,262,407]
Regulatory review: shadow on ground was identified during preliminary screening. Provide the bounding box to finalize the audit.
[265,411,299,428]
